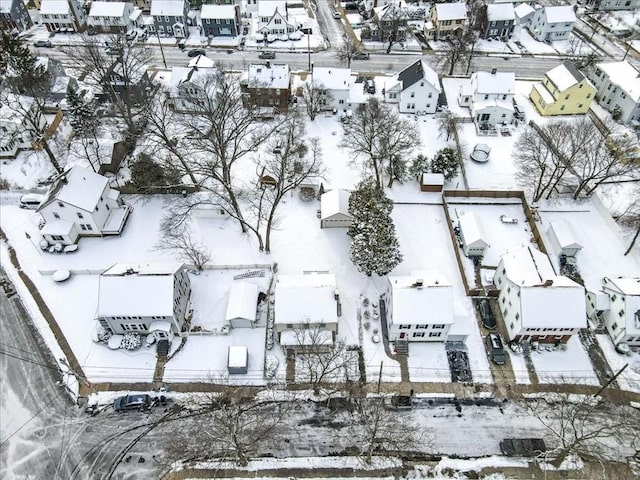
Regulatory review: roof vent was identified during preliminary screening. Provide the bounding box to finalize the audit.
[543,279,553,287]
[491,68,497,75]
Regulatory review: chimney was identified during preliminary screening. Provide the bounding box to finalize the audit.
[415,278,424,287]
[491,68,497,75]
[543,279,553,287]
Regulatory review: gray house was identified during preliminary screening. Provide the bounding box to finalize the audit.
[0,0,33,33]
[150,0,190,38]
[482,3,515,40]
[201,4,240,37]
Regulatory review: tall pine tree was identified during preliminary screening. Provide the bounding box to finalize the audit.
[348,180,403,276]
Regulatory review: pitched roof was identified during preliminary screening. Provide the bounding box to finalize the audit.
[473,70,515,95]
[547,220,582,250]
[487,3,515,21]
[320,189,351,220]
[150,0,185,16]
[257,0,285,17]
[546,61,586,92]
[40,0,71,15]
[397,60,441,92]
[435,2,467,21]
[519,281,586,329]
[596,61,640,102]
[225,281,259,322]
[248,63,290,89]
[89,1,127,17]
[312,67,352,90]
[499,244,556,286]
[274,273,338,326]
[514,3,535,18]
[39,166,109,212]
[388,271,454,326]
[458,212,489,248]
[201,4,236,19]
[543,5,576,23]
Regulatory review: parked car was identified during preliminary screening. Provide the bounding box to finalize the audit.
[365,78,375,94]
[353,51,370,60]
[34,40,53,48]
[332,10,341,19]
[19,193,45,209]
[187,49,206,57]
[478,299,496,329]
[486,333,506,365]
[513,100,525,121]
[113,394,153,412]
[258,51,276,59]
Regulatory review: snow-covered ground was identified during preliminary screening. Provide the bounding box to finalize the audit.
[529,336,599,386]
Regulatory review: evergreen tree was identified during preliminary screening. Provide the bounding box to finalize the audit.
[348,180,403,276]
[408,153,430,181]
[66,87,97,138]
[431,147,460,181]
[0,31,49,96]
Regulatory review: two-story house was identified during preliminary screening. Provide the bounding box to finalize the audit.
[168,61,217,113]
[241,63,291,113]
[530,61,596,116]
[384,272,455,342]
[481,3,515,40]
[37,165,131,245]
[587,0,640,11]
[458,69,515,127]
[150,0,190,38]
[587,61,640,125]
[366,2,409,43]
[1,0,33,33]
[39,0,86,32]
[528,5,576,42]
[87,1,135,33]
[382,59,441,114]
[0,95,47,159]
[274,273,340,350]
[310,67,366,114]
[493,245,586,344]
[201,4,240,37]
[257,0,296,36]
[102,60,150,98]
[425,2,467,40]
[600,277,640,348]
[96,263,191,339]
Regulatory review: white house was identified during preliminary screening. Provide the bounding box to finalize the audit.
[600,277,640,348]
[168,62,217,113]
[385,272,454,342]
[274,273,339,349]
[528,5,576,42]
[225,281,259,328]
[87,1,134,33]
[587,61,640,125]
[514,3,535,27]
[546,220,583,257]
[493,245,586,343]
[320,189,352,228]
[37,166,131,245]
[459,69,515,127]
[0,95,47,159]
[382,60,441,114]
[590,0,640,11]
[258,0,296,35]
[39,0,86,32]
[458,212,490,257]
[96,263,191,338]
[311,67,366,114]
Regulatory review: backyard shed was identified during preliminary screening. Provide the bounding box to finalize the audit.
[547,220,582,257]
[458,212,490,257]
[225,281,259,328]
[227,345,248,374]
[421,173,445,192]
[320,189,353,228]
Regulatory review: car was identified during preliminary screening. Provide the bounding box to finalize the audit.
[19,193,45,209]
[258,51,276,59]
[187,49,206,57]
[353,52,370,60]
[486,333,506,365]
[470,143,491,163]
[34,40,53,48]
[364,78,375,94]
[332,11,341,19]
[478,299,496,329]
[125,30,137,41]
[513,100,525,121]
[113,394,152,412]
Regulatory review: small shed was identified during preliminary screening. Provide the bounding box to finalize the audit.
[225,281,259,328]
[547,220,582,257]
[320,189,353,228]
[421,173,445,192]
[458,212,490,257]
[227,345,248,374]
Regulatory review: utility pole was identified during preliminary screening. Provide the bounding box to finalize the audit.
[155,29,167,69]
[593,363,628,397]
[307,32,311,72]
[377,361,383,394]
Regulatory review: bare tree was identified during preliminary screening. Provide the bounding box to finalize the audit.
[371,3,409,54]
[437,110,459,142]
[441,37,471,76]
[335,35,360,68]
[155,223,211,271]
[301,81,332,121]
[340,98,421,188]
[525,394,639,468]
[352,397,426,464]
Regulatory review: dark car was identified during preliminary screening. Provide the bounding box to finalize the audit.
[258,51,276,59]
[113,394,152,412]
[187,49,206,57]
[34,40,53,48]
[353,52,370,60]
[478,299,496,329]
[513,100,525,121]
[500,438,547,456]
[486,333,506,365]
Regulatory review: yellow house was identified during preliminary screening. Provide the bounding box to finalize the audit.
[530,61,596,116]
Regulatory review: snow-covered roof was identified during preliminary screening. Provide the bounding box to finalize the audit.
[519,281,585,329]
[248,63,290,89]
[312,67,352,91]
[388,271,454,326]
[274,273,338,326]
[40,219,75,236]
[201,4,236,19]
[499,244,556,286]
[97,263,184,317]
[472,71,515,95]
[150,0,184,17]
[434,2,467,21]
[514,3,534,19]
[0,0,12,14]
[225,281,259,322]
[421,173,444,185]
[188,55,216,68]
[320,189,351,220]
[596,61,640,102]
[258,0,285,17]
[39,166,109,212]
[458,212,489,248]
[547,220,582,250]
[604,277,640,295]
[89,1,127,17]
[228,345,248,367]
[531,82,554,104]
[40,0,70,15]
[398,60,440,93]
[487,3,514,22]
[546,62,585,92]
[543,5,576,24]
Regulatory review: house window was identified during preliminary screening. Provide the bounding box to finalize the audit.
[578,104,583,109]
[80,224,86,231]
[53,212,60,219]
[428,331,441,337]
[515,313,520,320]
[510,322,514,330]
[413,332,425,338]
[428,92,432,98]
[416,324,428,329]
[410,92,415,98]
[433,324,445,329]
[484,94,489,100]
[560,105,565,111]
[611,294,617,302]
[619,310,625,317]
[58,202,65,208]
[420,81,424,87]
[51,235,64,241]
[612,322,617,330]
[399,324,411,329]
[565,94,570,99]
[77,212,84,219]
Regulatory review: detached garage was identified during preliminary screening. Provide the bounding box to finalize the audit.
[228,346,248,374]
[547,221,582,257]
[320,189,353,228]
[458,212,490,257]
[225,281,259,328]
[421,173,445,192]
